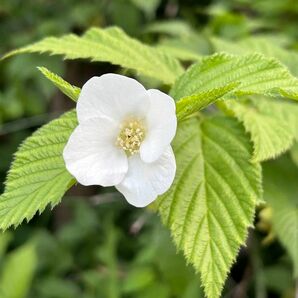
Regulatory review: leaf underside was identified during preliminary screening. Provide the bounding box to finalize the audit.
[0,111,77,230]
[223,97,298,162]
[176,82,239,121]
[158,116,262,298]
[38,67,80,102]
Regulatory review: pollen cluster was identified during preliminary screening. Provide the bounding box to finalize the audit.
[116,119,145,155]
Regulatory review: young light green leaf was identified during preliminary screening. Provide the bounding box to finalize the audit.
[263,156,298,277]
[0,243,37,298]
[145,20,195,37]
[176,83,239,121]
[3,27,183,85]
[157,44,201,61]
[211,36,298,76]
[171,53,298,101]
[130,0,160,16]
[38,66,230,122]
[38,67,80,102]
[222,97,298,162]
[156,32,209,61]
[0,110,77,230]
[158,116,262,298]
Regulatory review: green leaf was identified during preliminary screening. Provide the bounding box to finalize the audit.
[38,67,81,102]
[130,0,160,16]
[170,53,298,101]
[211,36,298,76]
[3,27,183,85]
[38,66,231,122]
[263,156,298,277]
[158,116,262,298]
[222,97,298,162]
[158,44,201,61]
[0,110,77,230]
[145,20,195,37]
[122,267,155,293]
[176,83,239,121]
[0,243,37,298]
[290,142,298,167]
[156,32,209,61]
[0,233,12,259]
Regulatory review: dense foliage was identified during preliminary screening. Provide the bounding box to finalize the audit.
[0,1,297,297]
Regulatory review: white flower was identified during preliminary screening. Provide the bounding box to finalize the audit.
[63,74,177,207]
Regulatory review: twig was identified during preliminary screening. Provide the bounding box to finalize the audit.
[0,112,62,136]
[130,213,151,235]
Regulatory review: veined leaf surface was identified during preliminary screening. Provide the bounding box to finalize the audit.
[0,111,77,230]
[3,27,183,85]
[222,97,298,162]
[171,53,298,101]
[158,116,262,298]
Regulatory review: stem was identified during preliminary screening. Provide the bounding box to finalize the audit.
[130,212,150,235]
[251,234,267,298]
[0,112,61,135]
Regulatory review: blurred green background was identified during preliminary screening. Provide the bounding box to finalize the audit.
[0,1,298,297]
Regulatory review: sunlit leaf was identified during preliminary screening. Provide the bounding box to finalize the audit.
[158,116,262,298]
[222,97,298,162]
[0,111,77,230]
[171,53,298,101]
[38,67,80,102]
[3,27,183,85]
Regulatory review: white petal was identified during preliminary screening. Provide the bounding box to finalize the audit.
[77,74,150,124]
[116,146,176,207]
[140,89,177,163]
[63,117,128,186]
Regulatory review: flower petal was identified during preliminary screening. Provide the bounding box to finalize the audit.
[77,74,150,124]
[63,117,128,186]
[140,89,177,163]
[116,146,176,207]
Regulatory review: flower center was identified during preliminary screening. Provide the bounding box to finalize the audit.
[116,119,145,155]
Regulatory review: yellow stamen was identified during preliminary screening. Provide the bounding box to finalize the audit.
[116,119,145,155]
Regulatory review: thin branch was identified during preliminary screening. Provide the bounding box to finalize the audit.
[0,112,62,136]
